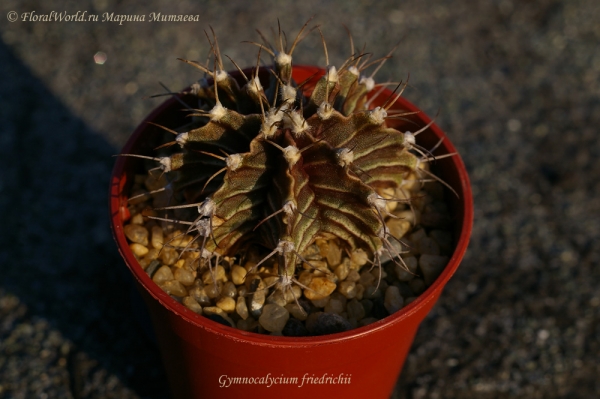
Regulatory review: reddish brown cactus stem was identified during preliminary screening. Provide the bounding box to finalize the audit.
[135,22,454,284]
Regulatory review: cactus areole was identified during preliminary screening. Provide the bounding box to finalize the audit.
[124,26,443,285]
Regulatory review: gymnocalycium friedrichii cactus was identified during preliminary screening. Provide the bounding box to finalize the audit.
[122,21,457,308]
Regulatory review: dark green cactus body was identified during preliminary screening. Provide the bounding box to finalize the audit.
[151,29,422,275]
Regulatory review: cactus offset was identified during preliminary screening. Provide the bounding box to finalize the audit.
[128,23,448,299]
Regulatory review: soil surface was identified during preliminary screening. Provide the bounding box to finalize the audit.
[1,0,599,398]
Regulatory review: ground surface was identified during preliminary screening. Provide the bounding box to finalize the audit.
[1,0,599,398]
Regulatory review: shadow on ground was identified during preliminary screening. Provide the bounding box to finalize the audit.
[0,42,169,398]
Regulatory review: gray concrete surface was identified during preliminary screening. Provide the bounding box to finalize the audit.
[1,0,599,397]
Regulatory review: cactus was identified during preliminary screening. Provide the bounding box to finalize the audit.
[124,22,455,309]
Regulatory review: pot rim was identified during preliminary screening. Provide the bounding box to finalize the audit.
[110,64,473,348]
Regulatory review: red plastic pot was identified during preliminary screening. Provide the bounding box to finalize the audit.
[110,65,473,399]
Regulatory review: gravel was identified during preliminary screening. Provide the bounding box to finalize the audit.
[1,0,599,397]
